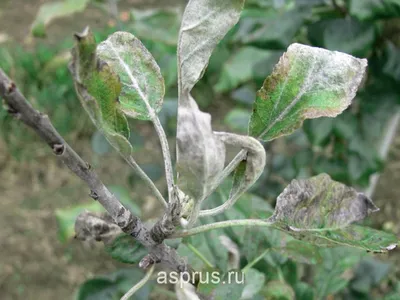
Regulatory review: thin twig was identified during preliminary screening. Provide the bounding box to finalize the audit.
[152,116,175,203]
[170,219,274,239]
[0,67,188,274]
[126,155,167,208]
[121,264,155,300]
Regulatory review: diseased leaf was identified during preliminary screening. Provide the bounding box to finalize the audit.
[176,96,225,223]
[31,0,90,37]
[56,202,104,243]
[97,31,165,120]
[249,43,367,141]
[177,0,245,93]
[70,28,132,156]
[268,174,399,252]
[269,173,379,230]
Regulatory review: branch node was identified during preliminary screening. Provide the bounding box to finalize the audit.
[52,144,65,155]
[89,190,99,200]
[139,255,156,269]
[6,81,16,94]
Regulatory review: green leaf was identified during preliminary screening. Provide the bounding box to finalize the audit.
[277,240,322,265]
[56,201,104,243]
[31,0,90,37]
[303,118,334,146]
[293,282,314,300]
[242,268,266,299]
[76,269,152,300]
[130,8,180,45]
[314,247,364,299]
[249,43,367,141]
[97,31,165,120]
[233,7,308,49]
[108,185,141,217]
[105,234,147,264]
[177,0,245,93]
[262,280,295,300]
[212,272,245,300]
[350,257,391,294]
[224,109,251,134]
[349,0,400,21]
[70,28,132,156]
[214,47,275,93]
[308,18,376,57]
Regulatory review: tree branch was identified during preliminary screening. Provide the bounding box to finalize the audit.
[0,67,188,274]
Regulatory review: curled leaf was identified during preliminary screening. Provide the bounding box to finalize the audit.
[74,211,122,244]
[269,173,379,230]
[70,28,132,156]
[176,96,225,225]
[200,133,266,216]
[97,31,165,120]
[249,43,368,141]
[178,0,245,93]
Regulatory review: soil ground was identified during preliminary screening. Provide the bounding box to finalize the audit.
[0,0,399,299]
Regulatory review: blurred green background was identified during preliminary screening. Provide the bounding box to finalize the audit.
[0,0,400,299]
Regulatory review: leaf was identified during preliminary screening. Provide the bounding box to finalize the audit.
[130,8,181,45]
[277,240,322,265]
[55,201,104,243]
[308,18,376,57]
[224,108,252,134]
[314,247,364,299]
[241,268,266,299]
[249,43,367,141]
[269,173,379,230]
[212,272,245,300]
[214,47,275,93]
[303,118,334,146]
[349,0,400,21]
[350,257,391,294]
[76,269,152,300]
[263,280,295,300]
[104,234,147,264]
[233,7,308,49]
[176,96,225,213]
[70,28,132,156]
[96,31,165,120]
[293,282,314,300]
[31,0,90,37]
[177,0,245,93]
[268,174,399,252]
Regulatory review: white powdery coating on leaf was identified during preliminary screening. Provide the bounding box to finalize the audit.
[288,43,368,118]
[97,31,164,119]
[176,96,226,203]
[178,0,245,93]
